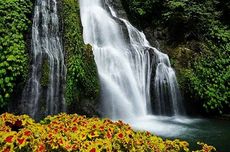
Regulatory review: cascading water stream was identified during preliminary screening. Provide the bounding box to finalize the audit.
[79,0,184,119]
[153,49,184,115]
[22,0,66,118]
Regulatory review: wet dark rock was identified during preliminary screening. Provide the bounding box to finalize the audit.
[106,0,128,19]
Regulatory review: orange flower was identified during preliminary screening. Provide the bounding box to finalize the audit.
[4,136,13,143]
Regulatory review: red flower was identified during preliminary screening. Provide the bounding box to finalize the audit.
[65,145,71,150]
[38,144,45,152]
[73,118,78,123]
[146,131,151,136]
[24,131,31,136]
[59,139,63,145]
[91,132,95,136]
[118,120,123,125]
[17,138,25,145]
[4,136,13,143]
[99,126,104,131]
[15,119,22,127]
[106,132,112,139]
[92,125,96,129]
[3,147,10,152]
[72,144,79,150]
[52,121,58,125]
[90,148,96,152]
[72,126,77,131]
[118,133,124,139]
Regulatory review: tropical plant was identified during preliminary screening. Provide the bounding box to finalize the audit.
[0,113,216,151]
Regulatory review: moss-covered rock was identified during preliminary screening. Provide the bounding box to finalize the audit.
[62,0,100,116]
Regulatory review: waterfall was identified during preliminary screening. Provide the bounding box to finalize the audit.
[153,48,184,115]
[80,0,184,119]
[22,0,66,118]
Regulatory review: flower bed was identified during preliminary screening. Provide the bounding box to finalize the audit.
[0,113,215,152]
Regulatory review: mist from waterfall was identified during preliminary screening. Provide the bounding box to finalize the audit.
[80,0,184,119]
[22,0,66,118]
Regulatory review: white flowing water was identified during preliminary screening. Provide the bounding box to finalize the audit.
[79,0,184,119]
[22,0,66,118]
[154,48,184,115]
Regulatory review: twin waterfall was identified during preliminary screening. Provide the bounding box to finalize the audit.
[80,0,184,119]
[22,0,184,119]
[22,0,66,118]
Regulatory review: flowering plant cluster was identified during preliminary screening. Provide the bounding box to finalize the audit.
[0,113,216,152]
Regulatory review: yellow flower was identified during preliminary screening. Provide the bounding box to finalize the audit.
[0,113,216,152]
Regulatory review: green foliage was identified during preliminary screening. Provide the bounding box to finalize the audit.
[186,43,230,113]
[63,0,99,105]
[163,0,219,41]
[122,0,162,26]
[0,0,32,107]
[123,0,225,41]
[125,0,158,16]
[208,23,230,44]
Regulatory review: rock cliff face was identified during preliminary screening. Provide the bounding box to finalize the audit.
[106,0,128,19]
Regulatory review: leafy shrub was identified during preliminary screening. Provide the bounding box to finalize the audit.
[184,42,230,113]
[163,0,219,41]
[121,0,163,27]
[0,0,32,107]
[0,113,216,151]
